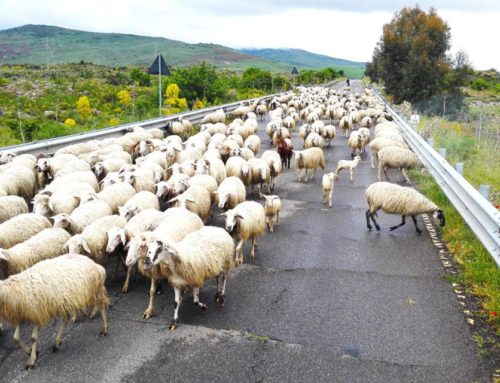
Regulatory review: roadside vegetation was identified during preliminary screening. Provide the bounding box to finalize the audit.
[0,62,344,147]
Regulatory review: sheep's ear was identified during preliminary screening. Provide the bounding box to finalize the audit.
[41,190,53,196]
[62,240,70,253]
[167,196,179,204]
[235,213,244,220]
[185,198,196,205]
[119,230,127,246]
[218,212,227,217]
[174,147,181,152]
[81,239,91,254]
[0,249,10,263]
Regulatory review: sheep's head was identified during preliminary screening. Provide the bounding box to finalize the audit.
[0,151,16,165]
[107,227,127,253]
[36,158,50,172]
[119,205,140,221]
[125,233,150,267]
[32,191,52,216]
[196,159,210,175]
[0,249,10,278]
[156,181,169,200]
[145,239,178,268]
[64,236,91,255]
[79,192,97,206]
[217,191,231,210]
[51,213,72,230]
[223,210,243,235]
[263,195,280,208]
[93,162,105,179]
[434,209,446,227]
[230,148,242,157]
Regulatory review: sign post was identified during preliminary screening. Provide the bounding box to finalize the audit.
[291,67,298,87]
[148,54,171,117]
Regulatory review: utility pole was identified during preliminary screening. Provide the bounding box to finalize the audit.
[46,37,50,74]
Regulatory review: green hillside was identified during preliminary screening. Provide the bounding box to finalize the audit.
[241,48,366,78]
[0,24,290,71]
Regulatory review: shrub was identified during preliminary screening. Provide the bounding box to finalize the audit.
[64,118,76,127]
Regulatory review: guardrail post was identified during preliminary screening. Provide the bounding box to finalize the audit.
[479,185,490,200]
[455,163,464,175]
[426,138,433,146]
[438,148,447,158]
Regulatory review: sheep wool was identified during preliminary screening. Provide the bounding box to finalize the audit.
[0,213,51,249]
[0,196,28,224]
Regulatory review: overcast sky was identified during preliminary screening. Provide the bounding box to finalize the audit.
[1,0,499,70]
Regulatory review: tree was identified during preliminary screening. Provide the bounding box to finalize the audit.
[240,68,272,90]
[76,96,92,119]
[367,6,451,104]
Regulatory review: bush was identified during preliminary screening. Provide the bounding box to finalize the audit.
[64,118,76,127]
[471,78,489,91]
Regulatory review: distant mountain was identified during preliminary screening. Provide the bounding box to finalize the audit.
[0,24,289,71]
[240,48,366,77]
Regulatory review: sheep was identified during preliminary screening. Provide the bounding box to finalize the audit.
[125,207,204,318]
[272,127,290,147]
[276,137,293,169]
[261,150,283,192]
[201,108,225,124]
[336,155,361,183]
[144,226,234,329]
[322,172,338,208]
[377,146,422,184]
[33,182,96,217]
[266,119,281,143]
[0,153,36,168]
[195,158,227,184]
[168,185,212,223]
[169,161,196,178]
[118,191,159,220]
[0,196,28,224]
[339,115,353,137]
[0,214,51,249]
[223,201,265,266]
[225,156,252,186]
[48,170,99,192]
[188,174,219,203]
[360,116,373,128]
[243,134,261,155]
[215,176,246,211]
[52,200,112,235]
[358,127,371,151]
[0,228,71,278]
[282,116,296,132]
[135,158,165,183]
[304,132,325,149]
[0,166,36,200]
[248,158,271,198]
[369,137,406,169]
[167,121,189,139]
[263,195,282,233]
[243,118,259,136]
[35,154,78,179]
[93,158,130,181]
[365,181,445,234]
[55,159,91,177]
[293,147,325,182]
[156,173,190,203]
[0,253,109,369]
[321,124,336,147]
[64,214,127,266]
[87,182,137,214]
[256,104,267,121]
[175,147,204,164]
[347,130,364,158]
[123,167,157,193]
[229,147,254,161]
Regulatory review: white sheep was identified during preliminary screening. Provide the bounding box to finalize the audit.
[33,182,96,217]
[52,200,112,235]
[261,150,283,192]
[369,137,405,169]
[156,173,190,202]
[48,170,99,192]
[223,201,266,266]
[0,196,28,224]
[229,147,255,161]
[347,130,365,157]
[0,228,71,278]
[188,174,219,203]
[0,253,109,369]
[169,184,212,222]
[304,132,325,149]
[321,172,338,208]
[293,147,325,182]
[0,213,52,249]
[64,214,126,266]
[195,158,227,184]
[0,166,36,200]
[336,155,361,183]
[215,176,246,210]
[123,167,157,193]
[321,124,336,147]
[365,181,445,234]
[125,207,203,318]
[263,195,282,233]
[144,226,234,329]
[339,115,353,137]
[88,182,137,214]
[248,158,271,198]
[118,191,160,220]
[377,146,421,184]
[243,134,261,155]
[225,156,252,186]
[93,158,130,181]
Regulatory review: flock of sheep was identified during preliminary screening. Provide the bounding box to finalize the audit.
[0,84,445,370]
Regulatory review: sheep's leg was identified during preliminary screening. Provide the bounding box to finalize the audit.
[349,167,354,182]
[311,167,317,180]
[235,239,244,266]
[323,189,328,204]
[411,215,422,235]
[192,287,207,310]
[377,163,382,181]
[122,265,133,293]
[328,189,333,208]
[51,318,69,353]
[276,211,279,224]
[100,306,109,336]
[371,151,376,169]
[215,272,227,307]
[169,286,182,331]
[26,325,39,370]
[366,209,381,231]
[89,305,99,318]
[143,278,158,319]
[383,166,391,182]
[250,237,257,258]
[13,325,31,355]
[390,215,406,231]
[402,168,411,184]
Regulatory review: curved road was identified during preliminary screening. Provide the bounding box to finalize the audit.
[0,80,488,382]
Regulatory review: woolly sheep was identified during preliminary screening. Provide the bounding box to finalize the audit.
[64,215,126,266]
[33,182,96,217]
[223,201,265,266]
[144,226,234,329]
[125,208,203,317]
[35,154,78,179]
[48,170,99,192]
[339,115,353,137]
[215,176,246,210]
[87,182,137,214]
[248,158,271,198]
[168,121,189,139]
[263,195,282,232]
[229,147,255,161]
[256,104,267,121]
[377,146,421,184]
[0,228,71,278]
[368,137,405,169]
[336,155,361,183]
[93,158,130,181]
[347,130,364,157]
[321,124,336,147]
[0,166,36,200]
[195,158,227,184]
[118,191,160,220]
[188,174,219,203]
[272,127,290,147]
[0,213,51,249]
[360,116,373,128]
[201,109,225,124]
[365,182,445,234]
[169,184,212,222]
[52,200,112,235]
[261,150,283,192]
[156,173,190,203]
[0,196,28,224]
[293,147,325,182]
[243,134,261,155]
[0,254,109,369]
[322,172,338,208]
[124,167,157,193]
[55,159,91,177]
[225,156,252,186]
[304,132,325,149]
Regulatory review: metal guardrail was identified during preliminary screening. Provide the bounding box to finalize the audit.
[0,92,286,156]
[371,87,500,266]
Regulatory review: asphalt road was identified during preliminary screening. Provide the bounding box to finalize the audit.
[0,80,489,382]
